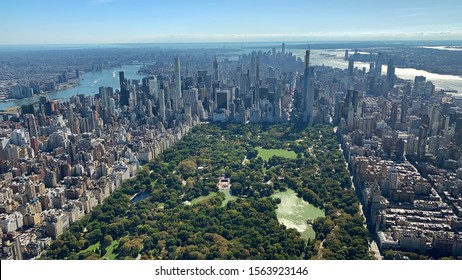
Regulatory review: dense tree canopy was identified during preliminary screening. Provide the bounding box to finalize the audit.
[42,123,370,260]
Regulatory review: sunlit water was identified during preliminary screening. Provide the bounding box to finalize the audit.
[0,64,145,110]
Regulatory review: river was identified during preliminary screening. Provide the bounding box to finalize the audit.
[291,49,462,95]
[0,64,145,111]
[3,46,462,111]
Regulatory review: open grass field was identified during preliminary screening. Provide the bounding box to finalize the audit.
[256,147,297,162]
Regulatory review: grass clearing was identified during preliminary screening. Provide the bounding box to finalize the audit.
[256,147,297,162]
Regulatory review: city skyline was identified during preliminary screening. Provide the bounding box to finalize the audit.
[1,0,462,44]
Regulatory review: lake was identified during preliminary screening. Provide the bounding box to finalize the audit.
[271,188,325,240]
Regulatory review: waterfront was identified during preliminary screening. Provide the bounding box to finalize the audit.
[0,64,144,111]
[292,49,462,95]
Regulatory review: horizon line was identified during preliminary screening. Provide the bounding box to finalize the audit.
[1,38,462,47]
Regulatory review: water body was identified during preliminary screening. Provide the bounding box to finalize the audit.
[291,49,462,95]
[130,191,151,203]
[0,64,145,111]
[271,188,325,240]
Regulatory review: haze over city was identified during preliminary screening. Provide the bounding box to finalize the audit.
[1,0,462,44]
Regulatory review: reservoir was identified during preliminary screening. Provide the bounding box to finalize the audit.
[0,64,144,111]
[271,188,325,240]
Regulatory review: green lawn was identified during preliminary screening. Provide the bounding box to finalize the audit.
[80,239,120,260]
[256,147,297,162]
[190,192,216,205]
[81,241,100,253]
[103,239,120,260]
[190,190,237,207]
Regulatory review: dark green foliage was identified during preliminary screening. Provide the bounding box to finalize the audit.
[44,123,370,260]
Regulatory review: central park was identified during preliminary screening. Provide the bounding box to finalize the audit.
[42,123,371,260]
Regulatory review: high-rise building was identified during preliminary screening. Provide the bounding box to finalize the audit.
[99,86,111,109]
[374,53,383,78]
[348,59,354,89]
[386,59,395,90]
[302,50,314,123]
[455,116,462,146]
[282,41,285,55]
[173,57,181,112]
[215,90,229,111]
[119,71,130,107]
[159,88,166,122]
[213,57,219,82]
[25,114,38,139]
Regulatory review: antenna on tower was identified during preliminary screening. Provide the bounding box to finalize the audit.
[307,42,310,50]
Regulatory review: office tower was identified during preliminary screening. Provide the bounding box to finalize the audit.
[173,57,181,112]
[302,50,314,122]
[282,41,285,55]
[183,88,199,107]
[413,76,426,96]
[99,86,110,109]
[215,90,230,112]
[386,59,395,90]
[75,69,80,79]
[119,71,130,107]
[256,56,260,87]
[455,116,462,146]
[250,52,257,78]
[400,98,409,123]
[148,75,158,98]
[344,49,349,60]
[348,59,354,89]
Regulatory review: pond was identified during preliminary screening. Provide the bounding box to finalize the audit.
[130,191,150,203]
[271,188,325,240]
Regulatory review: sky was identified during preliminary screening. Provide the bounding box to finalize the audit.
[1,0,461,44]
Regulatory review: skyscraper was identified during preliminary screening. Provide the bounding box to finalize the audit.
[213,57,219,82]
[374,53,383,78]
[348,59,354,89]
[386,59,395,90]
[173,57,181,112]
[302,50,314,123]
[282,41,285,56]
[119,71,130,107]
[159,88,166,122]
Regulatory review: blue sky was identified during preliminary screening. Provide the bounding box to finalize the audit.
[1,0,461,44]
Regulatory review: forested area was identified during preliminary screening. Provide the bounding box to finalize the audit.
[42,123,371,260]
